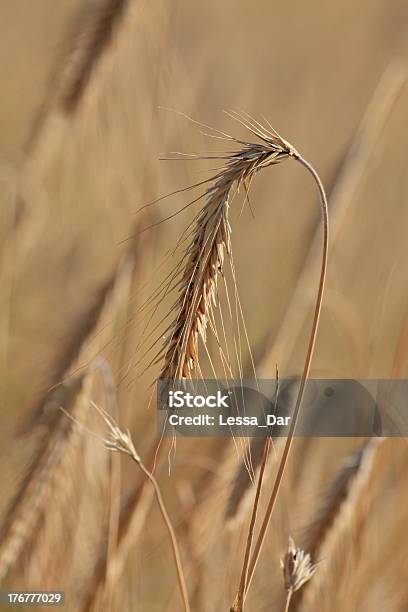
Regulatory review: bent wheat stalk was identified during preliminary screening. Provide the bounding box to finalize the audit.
[237,155,328,609]
[157,115,328,609]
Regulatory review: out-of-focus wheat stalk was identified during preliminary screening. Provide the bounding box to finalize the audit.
[21,232,141,433]
[0,243,139,586]
[0,373,90,584]
[302,441,374,560]
[257,61,406,379]
[56,0,129,114]
[286,439,380,611]
[0,0,135,276]
[298,438,384,612]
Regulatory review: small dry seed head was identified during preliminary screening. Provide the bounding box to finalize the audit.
[281,536,318,593]
[89,397,141,461]
[104,427,140,461]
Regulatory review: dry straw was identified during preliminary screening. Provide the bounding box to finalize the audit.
[90,402,191,612]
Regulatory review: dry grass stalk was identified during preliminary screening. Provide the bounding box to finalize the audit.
[159,115,328,609]
[222,65,406,536]
[0,0,134,279]
[22,232,141,432]
[159,117,297,379]
[285,440,379,611]
[79,441,159,611]
[21,275,117,432]
[225,434,274,524]
[23,0,131,160]
[22,380,105,592]
[223,130,329,609]
[230,366,279,612]
[92,404,191,612]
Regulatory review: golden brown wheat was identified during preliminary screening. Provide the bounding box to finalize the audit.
[159,116,297,379]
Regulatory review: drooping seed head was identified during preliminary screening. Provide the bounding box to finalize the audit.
[158,113,298,380]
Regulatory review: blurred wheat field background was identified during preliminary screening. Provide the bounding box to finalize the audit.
[0,1,408,610]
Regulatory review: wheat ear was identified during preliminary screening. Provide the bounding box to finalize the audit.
[159,118,298,379]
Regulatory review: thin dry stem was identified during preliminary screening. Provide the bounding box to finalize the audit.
[100,409,191,612]
[231,367,279,611]
[57,0,129,114]
[257,62,405,378]
[284,590,294,612]
[160,118,328,610]
[79,438,164,612]
[241,153,329,602]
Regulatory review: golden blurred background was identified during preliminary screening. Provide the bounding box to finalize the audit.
[0,1,408,610]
